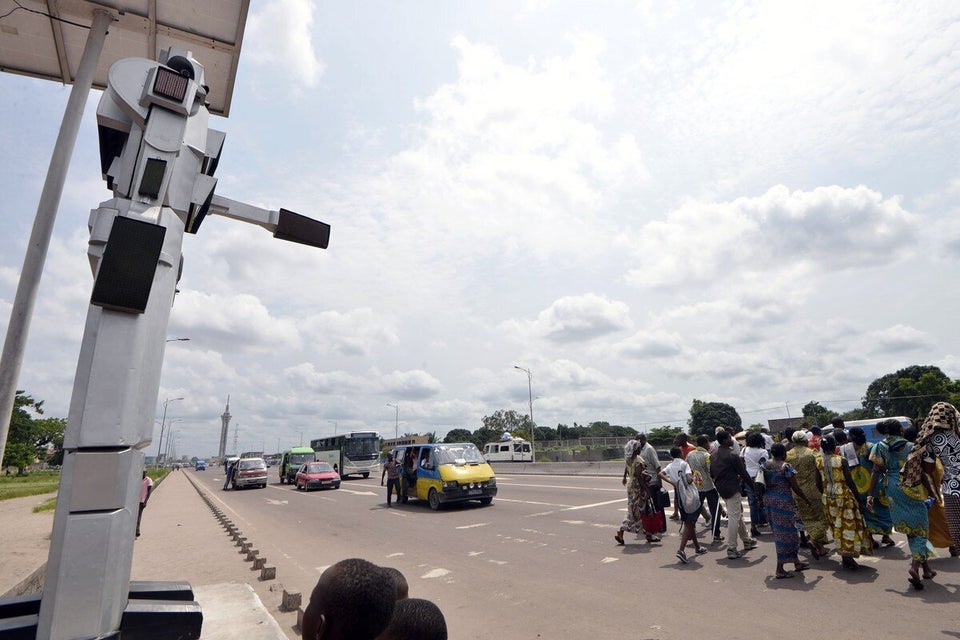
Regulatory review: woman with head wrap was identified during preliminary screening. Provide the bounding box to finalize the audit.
[905,403,960,556]
[786,430,828,559]
[842,426,895,547]
[868,418,937,590]
[615,440,656,545]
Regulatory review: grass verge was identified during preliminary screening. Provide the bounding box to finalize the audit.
[0,470,60,502]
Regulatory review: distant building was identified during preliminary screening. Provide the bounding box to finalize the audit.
[767,417,803,437]
[383,435,429,449]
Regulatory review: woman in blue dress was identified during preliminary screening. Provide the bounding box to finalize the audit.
[763,443,813,579]
[868,418,937,590]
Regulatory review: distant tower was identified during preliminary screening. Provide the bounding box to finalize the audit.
[218,395,231,460]
[232,422,239,457]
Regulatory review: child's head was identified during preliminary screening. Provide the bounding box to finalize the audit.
[301,559,396,640]
[376,598,447,640]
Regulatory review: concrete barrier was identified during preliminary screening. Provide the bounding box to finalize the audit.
[280,591,301,612]
[489,461,623,476]
[259,567,276,581]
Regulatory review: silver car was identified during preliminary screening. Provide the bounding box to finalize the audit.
[232,457,268,489]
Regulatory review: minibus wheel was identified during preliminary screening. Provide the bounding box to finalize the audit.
[428,488,441,510]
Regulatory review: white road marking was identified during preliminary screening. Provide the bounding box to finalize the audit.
[456,522,491,529]
[421,568,451,579]
[487,559,507,565]
[495,497,572,507]
[386,552,404,558]
[337,488,378,496]
[560,498,624,511]
[468,551,484,556]
[265,499,288,505]
[601,557,618,563]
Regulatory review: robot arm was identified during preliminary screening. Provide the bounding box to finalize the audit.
[207,195,331,249]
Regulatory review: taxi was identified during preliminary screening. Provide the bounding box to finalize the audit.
[391,442,497,510]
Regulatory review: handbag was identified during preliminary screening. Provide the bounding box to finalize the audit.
[657,487,670,509]
[641,497,667,533]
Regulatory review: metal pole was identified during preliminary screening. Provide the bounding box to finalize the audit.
[156,397,183,465]
[514,365,535,463]
[0,9,114,467]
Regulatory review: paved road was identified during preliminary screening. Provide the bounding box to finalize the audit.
[193,469,958,640]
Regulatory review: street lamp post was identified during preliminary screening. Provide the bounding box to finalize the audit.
[386,403,399,440]
[328,420,338,435]
[156,397,184,465]
[513,365,535,463]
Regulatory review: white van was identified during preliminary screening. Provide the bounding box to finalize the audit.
[825,416,911,444]
[483,436,532,462]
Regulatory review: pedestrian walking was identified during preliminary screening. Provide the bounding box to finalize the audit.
[710,430,757,559]
[816,435,872,570]
[136,470,153,538]
[786,431,828,559]
[223,459,236,490]
[762,444,812,579]
[615,441,655,544]
[910,402,960,556]
[381,453,401,507]
[687,434,723,543]
[661,447,707,563]
[868,418,937,590]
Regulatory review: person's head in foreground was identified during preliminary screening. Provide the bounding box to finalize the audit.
[301,558,396,640]
[382,566,409,600]
[376,598,447,640]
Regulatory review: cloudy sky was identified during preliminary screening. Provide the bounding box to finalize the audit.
[2,1,959,458]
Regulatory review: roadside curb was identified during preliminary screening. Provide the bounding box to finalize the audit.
[181,473,291,589]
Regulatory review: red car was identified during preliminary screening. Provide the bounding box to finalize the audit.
[295,462,341,491]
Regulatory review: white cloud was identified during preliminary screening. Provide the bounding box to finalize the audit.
[624,185,919,289]
[380,369,443,401]
[535,293,632,343]
[246,0,325,89]
[865,325,932,354]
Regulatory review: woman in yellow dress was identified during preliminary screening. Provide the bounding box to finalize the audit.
[816,435,872,569]
[786,430,828,558]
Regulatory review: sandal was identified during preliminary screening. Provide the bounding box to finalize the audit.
[794,562,810,572]
[908,569,924,590]
[922,570,937,580]
[614,532,624,546]
[775,571,795,579]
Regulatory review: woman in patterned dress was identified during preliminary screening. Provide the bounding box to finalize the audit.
[786,431,828,559]
[763,443,813,579]
[842,426,895,547]
[868,418,937,590]
[906,402,960,556]
[816,435,872,569]
[615,441,654,545]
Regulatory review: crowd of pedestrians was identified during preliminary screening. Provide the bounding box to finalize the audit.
[613,402,960,590]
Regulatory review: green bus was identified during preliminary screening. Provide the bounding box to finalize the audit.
[279,446,317,484]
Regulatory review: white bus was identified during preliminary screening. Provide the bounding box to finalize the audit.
[483,436,532,462]
[311,431,381,478]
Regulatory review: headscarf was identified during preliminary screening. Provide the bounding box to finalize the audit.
[902,402,960,487]
[791,430,809,444]
[624,439,640,461]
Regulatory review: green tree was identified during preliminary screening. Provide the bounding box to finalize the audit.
[443,428,474,444]
[861,365,959,418]
[33,417,66,466]
[3,442,36,475]
[3,391,46,473]
[688,399,742,436]
[645,425,682,445]
[802,401,838,427]
[482,409,528,434]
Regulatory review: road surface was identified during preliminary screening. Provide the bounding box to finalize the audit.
[191,469,958,640]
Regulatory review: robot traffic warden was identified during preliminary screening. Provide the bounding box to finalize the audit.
[35,48,329,640]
